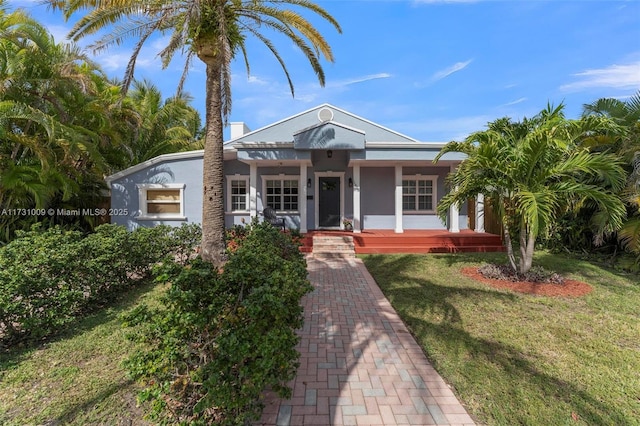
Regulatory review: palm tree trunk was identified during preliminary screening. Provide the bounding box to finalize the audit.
[518,222,535,274]
[502,217,518,273]
[200,63,227,266]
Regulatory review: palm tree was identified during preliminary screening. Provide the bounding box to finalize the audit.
[582,92,640,261]
[49,0,342,266]
[435,104,627,274]
[124,79,202,166]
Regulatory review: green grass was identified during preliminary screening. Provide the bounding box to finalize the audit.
[0,280,168,426]
[361,251,640,426]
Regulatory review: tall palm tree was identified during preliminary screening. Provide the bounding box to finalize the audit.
[49,0,342,265]
[435,104,627,274]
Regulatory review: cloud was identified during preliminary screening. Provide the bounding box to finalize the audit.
[560,61,640,92]
[431,59,473,81]
[502,97,527,106]
[414,0,479,4]
[333,73,392,87]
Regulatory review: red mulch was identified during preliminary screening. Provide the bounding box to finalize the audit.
[461,267,593,297]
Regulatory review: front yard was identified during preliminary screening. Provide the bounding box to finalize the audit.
[362,251,640,425]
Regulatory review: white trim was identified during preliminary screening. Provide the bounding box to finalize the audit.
[225,175,249,214]
[353,164,361,233]
[300,165,308,233]
[262,174,301,214]
[249,163,258,218]
[394,166,403,233]
[314,171,345,230]
[365,141,446,148]
[401,175,439,214]
[136,183,186,221]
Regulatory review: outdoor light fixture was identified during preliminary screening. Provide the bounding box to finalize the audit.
[327,150,333,158]
[307,178,312,188]
[348,178,353,188]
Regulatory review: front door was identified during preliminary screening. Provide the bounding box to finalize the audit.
[319,177,340,228]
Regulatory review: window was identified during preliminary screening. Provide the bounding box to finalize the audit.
[137,184,186,220]
[227,176,249,212]
[263,176,299,211]
[402,176,437,212]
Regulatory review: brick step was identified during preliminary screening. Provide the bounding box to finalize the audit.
[312,236,356,258]
[312,252,356,259]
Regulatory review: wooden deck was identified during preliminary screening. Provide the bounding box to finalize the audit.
[300,229,505,254]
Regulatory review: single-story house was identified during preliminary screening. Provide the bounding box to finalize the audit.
[106,104,487,234]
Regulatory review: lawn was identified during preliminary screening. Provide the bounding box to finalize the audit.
[362,251,640,426]
[0,280,168,426]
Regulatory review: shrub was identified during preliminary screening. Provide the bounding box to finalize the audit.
[123,221,312,425]
[0,223,200,346]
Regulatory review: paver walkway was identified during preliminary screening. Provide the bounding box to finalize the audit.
[256,256,475,426]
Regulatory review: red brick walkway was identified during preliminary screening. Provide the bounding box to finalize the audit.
[256,257,476,426]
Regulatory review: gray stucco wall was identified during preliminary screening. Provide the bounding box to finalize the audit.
[109,156,204,230]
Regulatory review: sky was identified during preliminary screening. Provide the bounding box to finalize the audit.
[6,0,640,142]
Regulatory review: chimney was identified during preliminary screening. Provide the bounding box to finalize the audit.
[230,122,250,139]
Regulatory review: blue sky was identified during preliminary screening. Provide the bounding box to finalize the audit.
[7,0,640,142]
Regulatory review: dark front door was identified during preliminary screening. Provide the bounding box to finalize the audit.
[319,177,340,227]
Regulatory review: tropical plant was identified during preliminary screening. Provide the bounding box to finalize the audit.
[582,92,640,264]
[49,0,342,266]
[435,104,627,274]
[123,79,202,166]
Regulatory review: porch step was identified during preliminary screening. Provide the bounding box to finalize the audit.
[311,235,356,259]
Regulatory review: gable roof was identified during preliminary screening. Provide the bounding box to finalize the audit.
[226,103,419,145]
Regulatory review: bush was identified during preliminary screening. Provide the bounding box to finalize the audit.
[0,223,200,346]
[122,221,312,425]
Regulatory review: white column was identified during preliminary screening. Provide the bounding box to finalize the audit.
[395,165,403,233]
[475,193,485,233]
[449,202,460,233]
[353,164,361,233]
[299,163,308,233]
[249,163,257,219]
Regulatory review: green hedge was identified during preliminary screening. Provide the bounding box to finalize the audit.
[122,220,312,425]
[0,223,201,346]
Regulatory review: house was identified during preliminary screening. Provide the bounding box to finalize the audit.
[106,104,487,235]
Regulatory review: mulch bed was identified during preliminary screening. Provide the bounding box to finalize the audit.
[461,267,593,297]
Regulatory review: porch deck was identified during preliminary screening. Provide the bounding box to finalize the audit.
[300,229,505,254]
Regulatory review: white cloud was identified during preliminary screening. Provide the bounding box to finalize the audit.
[560,61,640,92]
[502,97,527,106]
[431,59,473,82]
[414,0,479,4]
[332,73,392,87]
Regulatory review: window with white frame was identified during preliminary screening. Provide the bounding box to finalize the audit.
[402,176,437,212]
[227,176,249,212]
[263,176,299,211]
[137,183,186,219]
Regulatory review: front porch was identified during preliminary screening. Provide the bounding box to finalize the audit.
[299,229,505,254]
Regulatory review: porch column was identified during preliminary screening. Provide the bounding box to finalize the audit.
[299,163,308,233]
[475,193,485,233]
[394,165,403,233]
[448,165,460,233]
[249,162,257,219]
[353,164,361,233]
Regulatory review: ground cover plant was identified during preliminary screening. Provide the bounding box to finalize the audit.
[362,252,640,426]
